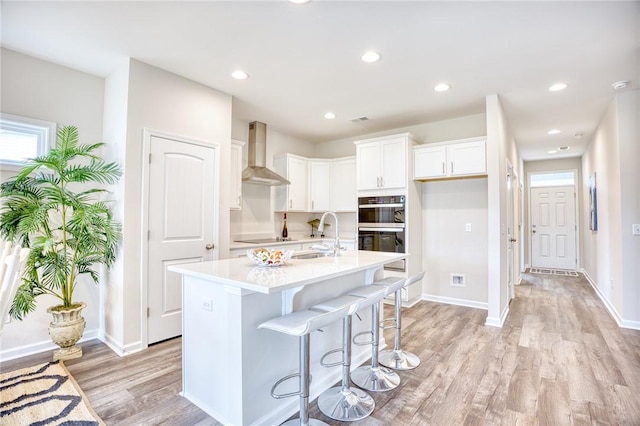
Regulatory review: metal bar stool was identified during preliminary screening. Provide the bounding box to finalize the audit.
[258,305,351,426]
[378,272,425,370]
[311,285,387,421]
[349,277,404,392]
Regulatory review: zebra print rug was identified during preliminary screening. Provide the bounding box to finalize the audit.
[0,360,104,425]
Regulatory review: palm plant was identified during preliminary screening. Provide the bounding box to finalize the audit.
[0,125,122,319]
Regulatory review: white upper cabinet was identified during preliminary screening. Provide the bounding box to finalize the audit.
[414,137,487,180]
[274,154,308,212]
[330,156,356,212]
[230,140,245,210]
[308,159,332,212]
[355,134,415,191]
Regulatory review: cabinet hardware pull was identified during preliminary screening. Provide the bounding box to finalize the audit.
[289,199,292,209]
[450,161,454,174]
[442,162,445,174]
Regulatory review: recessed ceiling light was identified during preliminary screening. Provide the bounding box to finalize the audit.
[231,70,249,80]
[324,112,336,120]
[558,146,570,151]
[549,82,567,92]
[434,83,451,92]
[361,51,381,63]
[547,129,561,135]
[547,150,558,154]
[574,132,584,138]
[289,0,311,3]
[612,80,629,90]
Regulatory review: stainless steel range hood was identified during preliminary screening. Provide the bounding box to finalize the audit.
[242,121,290,186]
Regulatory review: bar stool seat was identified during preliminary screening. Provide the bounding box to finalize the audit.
[378,272,425,371]
[348,278,404,392]
[311,285,387,422]
[259,305,351,426]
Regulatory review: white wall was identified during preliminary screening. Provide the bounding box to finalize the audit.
[485,94,522,327]
[102,59,233,354]
[422,178,489,307]
[315,113,487,158]
[581,90,639,328]
[0,48,105,359]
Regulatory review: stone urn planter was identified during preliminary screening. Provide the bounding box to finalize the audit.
[47,302,86,361]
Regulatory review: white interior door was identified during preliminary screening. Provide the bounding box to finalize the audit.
[530,186,576,270]
[146,133,217,344]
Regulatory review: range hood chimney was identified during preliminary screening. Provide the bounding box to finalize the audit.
[242,121,290,186]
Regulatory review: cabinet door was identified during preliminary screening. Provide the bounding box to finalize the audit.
[356,142,382,190]
[414,145,446,179]
[331,158,356,211]
[288,156,308,211]
[448,140,486,176]
[380,138,406,189]
[308,160,332,212]
[229,141,244,210]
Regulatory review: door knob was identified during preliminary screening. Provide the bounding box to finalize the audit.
[510,238,517,243]
[205,243,214,250]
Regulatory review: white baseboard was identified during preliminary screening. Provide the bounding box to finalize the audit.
[581,269,640,330]
[485,304,509,328]
[0,328,100,362]
[101,332,144,357]
[421,293,488,311]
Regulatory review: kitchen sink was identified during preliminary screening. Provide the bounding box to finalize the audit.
[291,251,331,260]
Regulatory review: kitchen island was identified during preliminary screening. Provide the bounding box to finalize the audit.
[169,250,407,426]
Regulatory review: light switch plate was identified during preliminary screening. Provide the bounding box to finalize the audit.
[465,223,471,232]
[633,224,640,235]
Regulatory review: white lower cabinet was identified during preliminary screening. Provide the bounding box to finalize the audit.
[414,137,486,180]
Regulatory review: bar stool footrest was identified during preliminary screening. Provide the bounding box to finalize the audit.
[320,348,344,368]
[271,373,305,399]
[352,330,374,346]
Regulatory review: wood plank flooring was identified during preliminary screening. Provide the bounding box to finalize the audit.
[2,271,640,425]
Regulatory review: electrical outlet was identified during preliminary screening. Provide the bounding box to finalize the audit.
[451,273,466,287]
[465,223,472,232]
[632,224,640,235]
[202,299,213,311]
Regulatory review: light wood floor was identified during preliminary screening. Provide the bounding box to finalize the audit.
[2,271,640,425]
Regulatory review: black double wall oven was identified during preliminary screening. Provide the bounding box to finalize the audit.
[357,195,406,271]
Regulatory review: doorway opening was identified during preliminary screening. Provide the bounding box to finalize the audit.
[527,170,578,271]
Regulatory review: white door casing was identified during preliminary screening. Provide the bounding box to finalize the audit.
[506,163,515,300]
[142,130,218,345]
[530,185,577,270]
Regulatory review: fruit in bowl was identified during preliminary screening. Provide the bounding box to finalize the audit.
[247,248,293,267]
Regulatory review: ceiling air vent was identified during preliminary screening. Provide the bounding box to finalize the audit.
[350,116,369,123]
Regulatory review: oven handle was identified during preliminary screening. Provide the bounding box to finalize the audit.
[358,227,405,233]
[358,203,405,208]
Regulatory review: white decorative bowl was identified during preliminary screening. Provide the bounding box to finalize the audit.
[247,248,293,267]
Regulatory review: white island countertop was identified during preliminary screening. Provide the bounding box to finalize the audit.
[168,250,407,294]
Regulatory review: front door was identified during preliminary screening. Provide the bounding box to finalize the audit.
[146,132,217,344]
[530,185,576,270]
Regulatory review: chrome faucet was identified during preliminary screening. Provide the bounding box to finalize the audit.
[318,211,340,257]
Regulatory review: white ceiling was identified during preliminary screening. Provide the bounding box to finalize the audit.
[1,1,638,160]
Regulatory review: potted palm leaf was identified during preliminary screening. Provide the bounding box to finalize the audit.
[0,125,121,360]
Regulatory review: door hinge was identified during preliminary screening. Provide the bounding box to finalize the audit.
[147,230,150,240]
[147,307,150,317]
[148,153,152,163]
